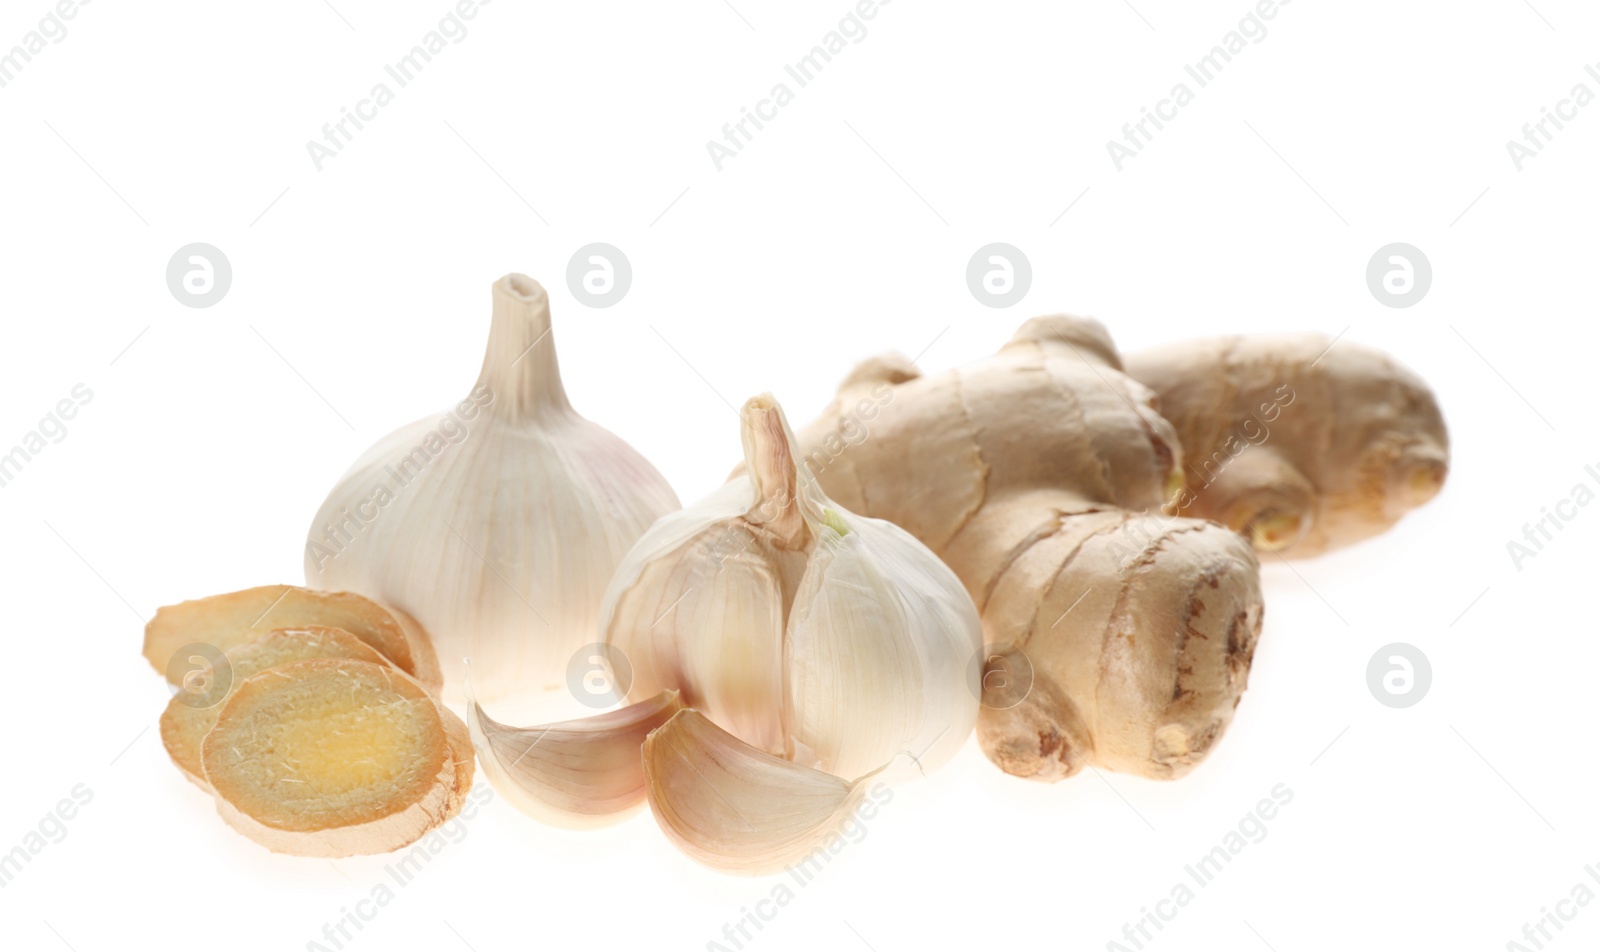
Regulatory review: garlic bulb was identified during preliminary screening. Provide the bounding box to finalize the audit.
[305,275,680,720]
[601,394,981,783]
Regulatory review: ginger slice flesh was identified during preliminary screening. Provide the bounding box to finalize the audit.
[159,627,389,790]
[202,658,466,856]
[143,585,438,689]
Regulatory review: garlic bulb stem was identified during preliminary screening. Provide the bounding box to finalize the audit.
[477,274,571,418]
[743,402,815,545]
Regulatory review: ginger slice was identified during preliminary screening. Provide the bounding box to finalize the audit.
[143,586,440,692]
[201,658,469,857]
[159,627,389,790]
[385,604,444,698]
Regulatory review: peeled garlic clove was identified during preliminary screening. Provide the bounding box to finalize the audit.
[643,710,875,875]
[471,690,682,828]
[142,585,439,691]
[159,626,391,790]
[305,275,680,719]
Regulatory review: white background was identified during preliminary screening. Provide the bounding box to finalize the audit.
[1,1,1595,949]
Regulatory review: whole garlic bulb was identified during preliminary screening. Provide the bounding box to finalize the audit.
[601,394,981,782]
[306,275,680,719]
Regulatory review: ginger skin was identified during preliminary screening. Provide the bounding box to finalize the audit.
[792,317,1264,782]
[1125,335,1449,558]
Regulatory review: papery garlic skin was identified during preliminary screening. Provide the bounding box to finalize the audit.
[306,275,680,720]
[784,516,979,780]
[471,690,683,829]
[602,395,981,782]
[643,710,878,875]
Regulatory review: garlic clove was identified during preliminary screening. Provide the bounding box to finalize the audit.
[643,710,876,875]
[143,585,439,691]
[755,393,980,779]
[607,524,796,758]
[603,398,820,761]
[785,513,980,780]
[470,690,682,828]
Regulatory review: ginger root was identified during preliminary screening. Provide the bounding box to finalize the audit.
[1126,334,1448,557]
[793,317,1264,781]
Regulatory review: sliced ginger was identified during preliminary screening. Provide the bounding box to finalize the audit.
[143,585,441,691]
[159,627,390,790]
[201,658,470,857]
